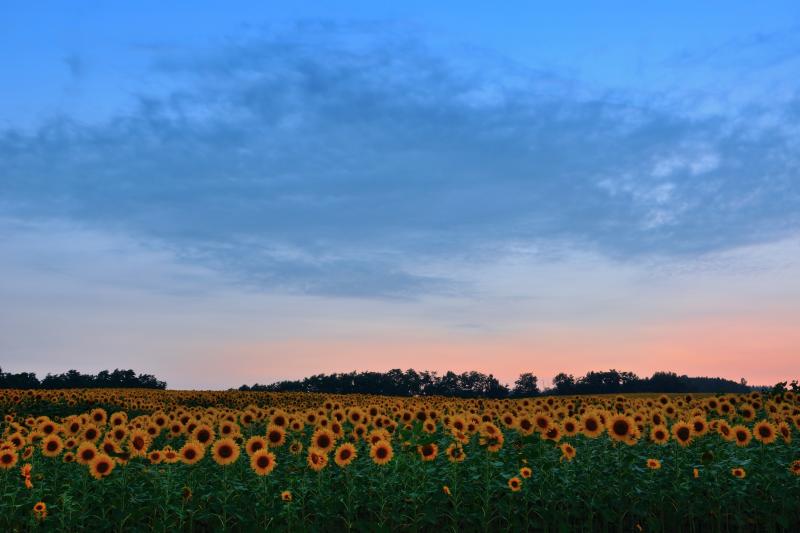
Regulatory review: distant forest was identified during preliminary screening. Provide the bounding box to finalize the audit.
[0,367,775,397]
[240,369,754,398]
[0,368,167,390]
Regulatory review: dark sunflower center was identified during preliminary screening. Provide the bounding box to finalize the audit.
[219,445,232,458]
[612,421,629,436]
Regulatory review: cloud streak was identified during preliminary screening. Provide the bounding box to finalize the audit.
[1,21,799,302]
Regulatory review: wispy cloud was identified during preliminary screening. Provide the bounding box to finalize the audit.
[2,22,799,298]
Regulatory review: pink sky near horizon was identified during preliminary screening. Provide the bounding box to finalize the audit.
[177,315,799,389]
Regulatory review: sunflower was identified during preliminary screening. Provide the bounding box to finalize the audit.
[561,417,580,437]
[89,453,115,480]
[543,425,561,443]
[418,442,438,462]
[211,438,241,466]
[82,424,101,443]
[311,428,336,454]
[507,476,522,492]
[334,443,357,467]
[650,425,669,445]
[753,420,777,445]
[179,441,205,465]
[731,467,746,479]
[671,422,693,447]
[646,458,661,470]
[250,449,277,476]
[581,414,604,438]
[128,430,151,457]
[306,447,329,472]
[163,446,180,464]
[370,440,394,466]
[289,441,303,455]
[148,450,163,464]
[517,416,534,436]
[281,490,293,502]
[246,436,267,456]
[533,413,552,433]
[559,443,576,462]
[445,443,465,463]
[738,404,756,421]
[731,425,752,447]
[790,460,800,476]
[33,501,47,521]
[607,415,635,442]
[442,485,451,496]
[192,424,215,447]
[0,449,18,470]
[271,409,289,428]
[777,422,792,444]
[520,466,532,478]
[266,425,286,448]
[717,420,733,441]
[76,442,99,465]
[690,416,709,437]
[41,434,64,458]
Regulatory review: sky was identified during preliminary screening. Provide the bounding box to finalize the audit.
[1,1,799,389]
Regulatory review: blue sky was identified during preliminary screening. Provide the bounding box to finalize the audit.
[1,2,799,388]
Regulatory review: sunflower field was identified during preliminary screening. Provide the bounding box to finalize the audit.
[2,389,800,531]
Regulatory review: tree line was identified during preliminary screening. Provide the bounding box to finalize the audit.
[0,368,167,389]
[239,368,752,397]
